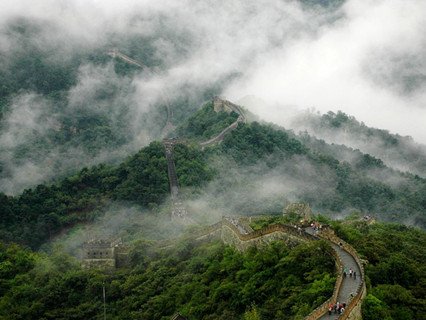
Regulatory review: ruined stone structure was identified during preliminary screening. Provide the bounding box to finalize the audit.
[82,238,129,269]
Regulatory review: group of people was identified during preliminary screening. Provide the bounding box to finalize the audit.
[310,221,323,233]
[328,302,346,315]
[343,267,357,279]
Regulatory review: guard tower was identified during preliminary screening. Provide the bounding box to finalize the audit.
[82,238,128,269]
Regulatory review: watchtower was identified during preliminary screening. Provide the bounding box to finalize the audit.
[82,238,128,269]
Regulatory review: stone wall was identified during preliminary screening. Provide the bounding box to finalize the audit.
[220,220,313,252]
[81,258,116,270]
[213,97,234,113]
[304,249,344,320]
[82,238,129,269]
[317,228,367,320]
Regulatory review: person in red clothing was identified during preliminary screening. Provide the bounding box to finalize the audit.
[328,303,334,315]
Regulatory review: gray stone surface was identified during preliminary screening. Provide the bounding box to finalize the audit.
[306,228,362,319]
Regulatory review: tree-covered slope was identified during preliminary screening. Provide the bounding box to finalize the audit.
[0,142,213,249]
[330,219,426,320]
[291,110,426,177]
[2,99,426,251]
[176,101,239,140]
[0,17,223,195]
[0,217,424,320]
[0,239,335,320]
[188,120,426,227]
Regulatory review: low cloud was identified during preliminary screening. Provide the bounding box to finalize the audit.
[225,0,426,143]
[0,0,425,194]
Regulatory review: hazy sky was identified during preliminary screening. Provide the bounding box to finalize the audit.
[1,0,425,143]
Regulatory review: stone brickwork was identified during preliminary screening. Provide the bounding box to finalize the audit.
[213,96,234,113]
[305,227,366,320]
[220,218,315,252]
[153,216,366,320]
[200,98,246,148]
[82,238,129,269]
[163,139,189,221]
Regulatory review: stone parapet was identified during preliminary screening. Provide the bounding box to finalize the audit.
[311,228,366,320]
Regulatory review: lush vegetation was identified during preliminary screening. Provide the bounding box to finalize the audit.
[1,214,425,320]
[2,10,425,320]
[192,120,426,226]
[0,18,224,195]
[2,101,426,250]
[0,238,335,320]
[295,110,426,177]
[331,219,426,320]
[176,102,239,140]
[0,142,212,249]
[220,122,307,165]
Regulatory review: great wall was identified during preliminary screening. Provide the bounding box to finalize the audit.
[82,51,367,319]
[152,215,366,320]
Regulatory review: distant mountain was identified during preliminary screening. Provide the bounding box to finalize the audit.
[0,18,223,194]
[2,98,426,250]
[289,110,426,177]
[1,99,426,251]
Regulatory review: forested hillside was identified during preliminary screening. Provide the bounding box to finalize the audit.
[0,237,335,320]
[1,1,425,320]
[291,110,426,177]
[0,217,424,320]
[331,219,426,320]
[179,111,426,228]
[0,142,212,249]
[2,100,426,250]
[176,101,239,140]
[0,17,222,195]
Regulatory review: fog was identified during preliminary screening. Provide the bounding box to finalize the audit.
[48,204,186,258]
[1,0,425,194]
[227,1,426,143]
[183,154,339,221]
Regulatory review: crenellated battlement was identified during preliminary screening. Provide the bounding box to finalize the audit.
[82,237,129,269]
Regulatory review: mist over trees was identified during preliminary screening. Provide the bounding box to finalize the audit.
[0,1,425,320]
[1,101,426,252]
[290,110,426,178]
[0,142,212,249]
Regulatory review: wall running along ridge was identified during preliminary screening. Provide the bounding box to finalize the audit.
[157,218,366,320]
[107,51,366,319]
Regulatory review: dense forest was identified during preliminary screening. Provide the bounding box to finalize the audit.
[1,3,425,320]
[0,217,424,320]
[193,118,426,227]
[1,102,426,250]
[0,142,212,249]
[0,17,222,194]
[0,237,335,319]
[176,102,239,140]
[291,110,426,177]
[331,218,426,320]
